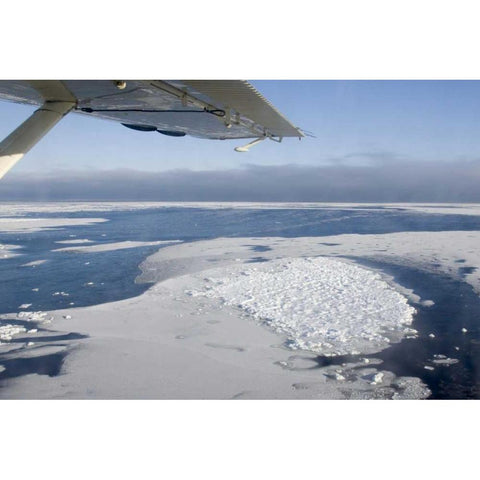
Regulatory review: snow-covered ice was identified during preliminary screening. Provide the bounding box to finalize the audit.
[2,201,480,216]
[0,324,27,342]
[55,239,93,245]
[190,257,416,356]
[421,300,435,307]
[17,311,48,322]
[431,355,459,366]
[21,260,47,267]
[0,217,107,233]
[53,240,182,253]
[8,203,480,398]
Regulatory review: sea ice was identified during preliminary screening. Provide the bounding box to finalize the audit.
[366,372,384,384]
[432,355,459,366]
[392,377,432,400]
[17,311,47,322]
[0,324,27,342]
[53,240,181,253]
[21,260,47,267]
[55,239,93,244]
[421,300,435,307]
[192,257,416,356]
[0,217,107,233]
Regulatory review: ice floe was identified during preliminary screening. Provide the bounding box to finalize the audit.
[55,239,93,244]
[21,260,47,267]
[431,355,459,366]
[0,217,107,233]
[139,230,480,299]
[190,257,416,356]
[1,233,437,400]
[421,300,435,307]
[17,311,48,322]
[53,240,182,253]
[0,324,27,342]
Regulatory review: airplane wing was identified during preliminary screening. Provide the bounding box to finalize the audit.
[0,80,304,179]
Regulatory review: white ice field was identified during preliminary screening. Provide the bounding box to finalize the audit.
[2,203,480,399]
[187,257,416,356]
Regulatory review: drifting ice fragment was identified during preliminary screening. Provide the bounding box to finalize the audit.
[0,324,27,341]
[421,300,435,307]
[432,355,459,366]
[369,372,384,385]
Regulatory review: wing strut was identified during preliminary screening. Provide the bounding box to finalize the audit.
[0,100,75,179]
[234,136,267,152]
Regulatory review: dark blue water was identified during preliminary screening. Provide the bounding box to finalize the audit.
[3,206,480,314]
[334,258,480,399]
[2,204,480,398]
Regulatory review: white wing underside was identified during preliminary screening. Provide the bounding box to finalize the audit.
[0,80,303,140]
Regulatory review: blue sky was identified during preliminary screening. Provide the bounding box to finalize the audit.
[2,80,480,174]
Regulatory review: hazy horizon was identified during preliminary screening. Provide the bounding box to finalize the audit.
[2,156,480,202]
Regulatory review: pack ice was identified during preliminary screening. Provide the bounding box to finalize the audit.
[192,257,416,356]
